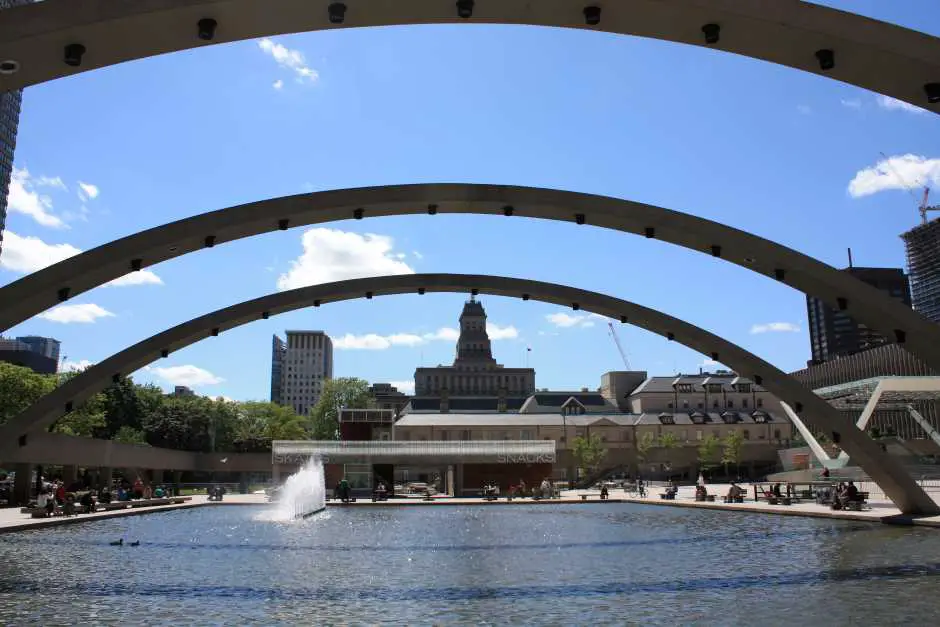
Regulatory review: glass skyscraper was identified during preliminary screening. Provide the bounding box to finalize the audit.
[0,0,32,263]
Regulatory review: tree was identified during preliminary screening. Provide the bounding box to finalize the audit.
[308,377,371,440]
[697,433,722,473]
[52,392,107,437]
[230,402,308,452]
[572,433,607,477]
[113,426,148,445]
[657,432,679,473]
[636,431,656,464]
[0,362,55,424]
[722,430,744,477]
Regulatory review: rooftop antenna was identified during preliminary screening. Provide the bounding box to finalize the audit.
[847,247,853,268]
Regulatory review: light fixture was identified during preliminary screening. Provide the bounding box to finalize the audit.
[313,300,321,307]
[160,349,169,358]
[667,332,675,341]
[328,3,347,24]
[204,235,216,248]
[278,219,290,230]
[64,44,86,67]
[65,402,73,413]
[583,6,601,26]
[837,297,848,311]
[702,23,720,45]
[353,208,364,220]
[57,287,70,302]
[211,327,220,337]
[471,288,479,296]
[894,329,906,343]
[112,373,121,383]
[262,311,270,319]
[197,18,217,41]
[503,206,514,216]
[427,204,438,215]
[815,49,835,71]
[131,258,143,272]
[644,227,655,238]
[711,352,719,361]
[753,375,762,385]
[0,60,19,75]
[366,291,373,299]
[711,245,721,257]
[774,268,786,281]
[418,288,426,295]
[575,213,586,225]
[926,83,940,104]
[620,315,627,323]
[572,303,580,311]
[456,0,474,19]
[522,293,530,301]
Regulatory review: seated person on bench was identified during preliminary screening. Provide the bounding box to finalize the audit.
[600,485,609,500]
[695,484,708,501]
[725,483,744,502]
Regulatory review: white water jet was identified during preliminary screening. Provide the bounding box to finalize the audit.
[265,456,327,521]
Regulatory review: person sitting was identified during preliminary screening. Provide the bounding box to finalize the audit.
[98,487,112,504]
[63,494,76,517]
[373,482,388,502]
[600,485,609,500]
[35,490,50,517]
[772,483,783,498]
[80,491,96,514]
[725,483,743,503]
[695,485,708,501]
[845,481,859,500]
[143,484,153,500]
[154,485,165,499]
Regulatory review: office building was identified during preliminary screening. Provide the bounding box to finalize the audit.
[0,335,60,374]
[902,218,940,323]
[0,0,32,263]
[172,386,195,397]
[806,267,911,364]
[368,383,410,417]
[270,334,286,405]
[276,330,333,416]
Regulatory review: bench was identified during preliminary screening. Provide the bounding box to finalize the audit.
[836,492,870,512]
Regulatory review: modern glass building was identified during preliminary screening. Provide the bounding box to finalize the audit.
[0,0,32,263]
[902,218,940,324]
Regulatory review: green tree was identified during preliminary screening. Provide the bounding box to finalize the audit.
[722,430,744,477]
[0,362,55,424]
[572,433,607,476]
[52,392,107,437]
[697,433,722,472]
[142,396,214,451]
[657,431,679,473]
[113,425,148,445]
[231,401,308,452]
[636,431,656,465]
[308,377,371,440]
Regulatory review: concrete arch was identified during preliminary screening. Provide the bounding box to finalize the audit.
[0,273,936,515]
[3,183,940,373]
[0,0,936,111]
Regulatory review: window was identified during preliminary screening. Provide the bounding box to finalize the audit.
[742,430,750,440]
[676,384,693,393]
[713,400,719,408]
[757,398,763,408]
[774,429,782,440]
[708,384,723,393]
[667,402,674,409]
[742,398,748,409]
[696,430,703,441]
[622,430,632,442]
[697,402,704,409]
[520,430,533,440]
[727,400,734,408]
[682,400,690,409]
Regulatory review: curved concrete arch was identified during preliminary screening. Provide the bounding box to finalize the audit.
[0,273,936,515]
[3,183,940,373]
[0,0,936,111]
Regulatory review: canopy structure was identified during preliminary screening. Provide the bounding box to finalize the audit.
[272,440,557,466]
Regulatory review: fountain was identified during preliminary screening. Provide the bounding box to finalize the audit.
[267,456,327,521]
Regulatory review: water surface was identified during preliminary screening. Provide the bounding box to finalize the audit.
[1,504,938,625]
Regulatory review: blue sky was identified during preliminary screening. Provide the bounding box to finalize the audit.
[1,0,939,399]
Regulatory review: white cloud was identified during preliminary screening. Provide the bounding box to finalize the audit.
[333,324,515,350]
[105,270,163,287]
[848,154,940,198]
[486,323,519,340]
[77,181,99,202]
[389,380,416,395]
[700,358,720,368]
[750,322,800,334]
[258,38,319,83]
[276,228,414,290]
[0,230,162,285]
[62,359,94,372]
[7,167,66,228]
[875,95,927,115]
[546,312,601,329]
[151,364,224,387]
[273,79,283,90]
[34,175,67,190]
[38,303,115,324]
[0,231,80,273]
[840,98,862,110]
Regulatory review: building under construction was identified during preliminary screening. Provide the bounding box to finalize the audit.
[902,216,940,324]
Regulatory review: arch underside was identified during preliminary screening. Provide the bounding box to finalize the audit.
[1,273,936,515]
[0,0,935,112]
[4,184,940,375]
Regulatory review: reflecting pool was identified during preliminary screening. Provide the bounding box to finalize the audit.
[2,503,940,625]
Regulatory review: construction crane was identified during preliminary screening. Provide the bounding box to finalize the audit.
[879,152,940,224]
[607,322,632,370]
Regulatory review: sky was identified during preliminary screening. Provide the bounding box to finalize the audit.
[1,0,939,400]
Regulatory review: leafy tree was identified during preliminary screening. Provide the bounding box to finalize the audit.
[231,402,308,452]
[697,433,722,472]
[572,433,607,476]
[308,377,371,440]
[52,392,107,437]
[113,426,148,445]
[0,362,55,424]
[636,431,656,464]
[722,430,744,476]
[657,431,679,471]
[142,397,214,451]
